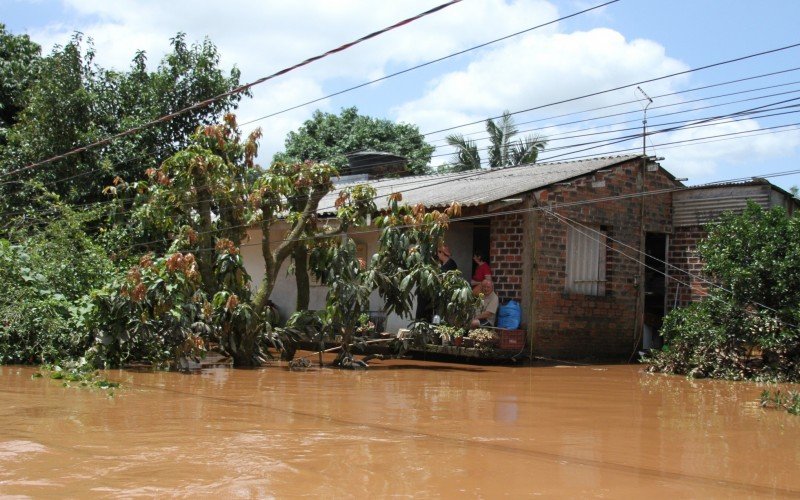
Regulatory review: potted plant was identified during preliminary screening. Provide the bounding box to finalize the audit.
[435,324,461,347]
[467,328,497,351]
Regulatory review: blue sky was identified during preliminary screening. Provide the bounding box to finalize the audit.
[4,0,800,190]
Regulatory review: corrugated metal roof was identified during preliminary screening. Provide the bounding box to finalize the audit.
[673,181,798,226]
[318,155,642,214]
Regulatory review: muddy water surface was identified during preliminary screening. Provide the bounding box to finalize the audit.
[1,360,799,498]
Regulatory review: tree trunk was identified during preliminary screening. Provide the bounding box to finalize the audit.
[222,323,264,367]
[294,244,310,311]
[194,171,217,294]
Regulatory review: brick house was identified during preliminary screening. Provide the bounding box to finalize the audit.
[242,154,682,360]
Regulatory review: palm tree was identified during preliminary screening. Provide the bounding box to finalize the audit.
[444,133,481,172]
[446,111,547,171]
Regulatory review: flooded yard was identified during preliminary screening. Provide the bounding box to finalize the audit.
[1,360,798,497]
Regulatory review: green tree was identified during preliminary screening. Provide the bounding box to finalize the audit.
[274,107,434,176]
[102,115,374,367]
[0,31,244,217]
[446,110,547,171]
[647,203,800,381]
[309,195,477,365]
[0,23,42,140]
[0,204,114,364]
[275,107,434,311]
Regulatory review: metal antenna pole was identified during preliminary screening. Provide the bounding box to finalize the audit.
[634,86,654,354]
[637,86,653,156]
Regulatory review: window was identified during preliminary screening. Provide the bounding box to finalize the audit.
[565,225,607,295]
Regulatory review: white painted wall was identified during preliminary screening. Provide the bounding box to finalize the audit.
[241,221,474,333]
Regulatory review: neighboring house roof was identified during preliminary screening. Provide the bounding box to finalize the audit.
[319,154,647,214]
[673,178,800,226]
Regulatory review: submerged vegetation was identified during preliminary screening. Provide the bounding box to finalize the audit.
[760,389,800,415]
[646,203,800,382]
[34,359,119,395]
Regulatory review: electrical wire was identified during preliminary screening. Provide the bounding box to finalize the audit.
[6,85,800,232]
[239,0,620,127]
[422,41,800,136]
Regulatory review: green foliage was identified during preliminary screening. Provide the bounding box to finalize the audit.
[446,110,547,171]
[699,202,800,311]
[274,107,434,175]
[760,389,800,415]
[435,324,464,343]
[647,203,800,382]
[309,195,477,361]
[0,23,42,136]
[99,116,344,367]
[468,328,497,351]
[88,252,208,368]
[39,358,119,394]
[0,207,113,364]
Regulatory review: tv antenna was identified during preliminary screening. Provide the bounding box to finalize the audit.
[636,86,653,156]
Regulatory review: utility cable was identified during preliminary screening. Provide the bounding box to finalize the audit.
[239,0,620,127]
[7,69,799,194]
[422,41,800,136]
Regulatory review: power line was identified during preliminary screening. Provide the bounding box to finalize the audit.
[99,153,800,259]
[428,100,800,163]
[422,41,800,137]
[238,0,620,127]
[0,0,463,181]
[7,116,800,233]
[8,64,799,197]
[428,80,800,147]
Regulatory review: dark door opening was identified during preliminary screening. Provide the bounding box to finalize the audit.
[643,233,667,350]
[471,221,491,280]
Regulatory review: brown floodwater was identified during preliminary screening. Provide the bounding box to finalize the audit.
[1,359,799,498]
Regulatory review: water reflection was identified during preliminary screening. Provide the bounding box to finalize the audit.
[0,363,798,497]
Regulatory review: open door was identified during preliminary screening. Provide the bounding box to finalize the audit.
[643,233,667,350]
[471,220,491,280]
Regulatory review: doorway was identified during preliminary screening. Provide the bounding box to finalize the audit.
[471,220,491,280]
[643,233,667,350]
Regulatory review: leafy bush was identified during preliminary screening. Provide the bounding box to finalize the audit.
[88,252,210,368]
[647,203,800,382]
[761,389,800,415]
[0,210,113,364]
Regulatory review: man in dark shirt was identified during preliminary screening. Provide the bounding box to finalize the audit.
[415,245,458,322]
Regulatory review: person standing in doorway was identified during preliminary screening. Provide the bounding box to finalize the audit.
[471,252,492,295]
[438,245,457,273]
[416,244,458,322]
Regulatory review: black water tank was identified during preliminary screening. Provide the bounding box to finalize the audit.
[345,151,408,179]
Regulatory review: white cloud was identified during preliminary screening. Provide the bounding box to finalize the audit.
[656,119,800,181]
[394,27,690,134]
[22,0,560,161]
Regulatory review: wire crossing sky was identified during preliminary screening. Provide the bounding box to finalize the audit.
[4,0,800,189]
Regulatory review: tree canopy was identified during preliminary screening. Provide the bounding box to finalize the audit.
[0,23,42,138]
[0,30,245,215]
[274,107,435,176]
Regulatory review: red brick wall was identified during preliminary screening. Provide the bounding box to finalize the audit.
[529,159,677,360]
[489,213,525,303]
[667,225,711,309]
